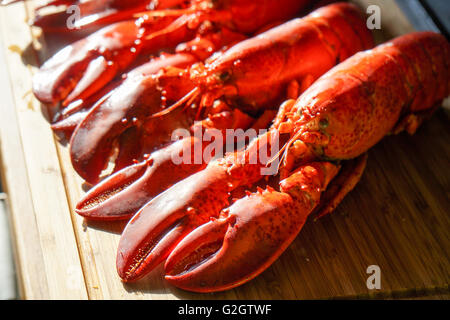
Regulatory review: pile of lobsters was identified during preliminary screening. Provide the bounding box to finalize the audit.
[12,0,450,292]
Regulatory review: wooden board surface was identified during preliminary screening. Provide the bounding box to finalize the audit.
[0,0,448,299]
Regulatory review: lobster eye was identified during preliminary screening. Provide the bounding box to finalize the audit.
[218,70,231,82]
[319,118,329,129]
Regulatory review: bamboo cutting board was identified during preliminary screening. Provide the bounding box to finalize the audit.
[0,0,448,299]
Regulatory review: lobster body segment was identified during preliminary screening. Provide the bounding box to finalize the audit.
[282,32,449,163]
[189,2,372,111]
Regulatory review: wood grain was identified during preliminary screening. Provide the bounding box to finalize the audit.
[0,1,87,299]
[0,21,48,300]
[0,0,448,299]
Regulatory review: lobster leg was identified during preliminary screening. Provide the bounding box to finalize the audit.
[163,161,340,292]
[313,153,367,219]
[392,105,442,135]
[51,109,89,136]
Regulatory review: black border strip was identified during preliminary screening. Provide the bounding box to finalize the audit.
[419,0,450,39]
[395,0,440,33]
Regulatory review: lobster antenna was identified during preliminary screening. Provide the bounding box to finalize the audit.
[151,87,200,118]
[267,140,287,166]
[143,13,193,41]
[267,129,303,170]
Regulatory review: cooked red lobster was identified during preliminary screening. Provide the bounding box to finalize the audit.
[31,0,313,107]
[73,2,373,220]
[115,31,449,292]
[50,25,248,135]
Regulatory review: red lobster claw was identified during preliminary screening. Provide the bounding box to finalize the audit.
[116,132,277,281]
[69,53,197,183]
[69,75,161,183]
[76,108,255,219]
[33,13,184,106]
[116,162,234,281]
[33,20,144,106]
[51,109,89,135]
[75,136,205,220]
[164,162,340,292]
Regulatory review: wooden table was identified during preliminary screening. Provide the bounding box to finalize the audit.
[0,0,448,299]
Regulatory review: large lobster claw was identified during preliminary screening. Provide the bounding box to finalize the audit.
[69,53,197,183]
[75,107,255,219]
[116,132,280,282]
[51,53,195,137]
[117,163,232,281]
[33,20,144,105]
[69,74,161,183]
[33,13,185,106]
[164,162,340,292]
[75,136,206,220]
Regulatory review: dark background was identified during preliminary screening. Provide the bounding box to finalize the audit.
[395,0,449,38]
